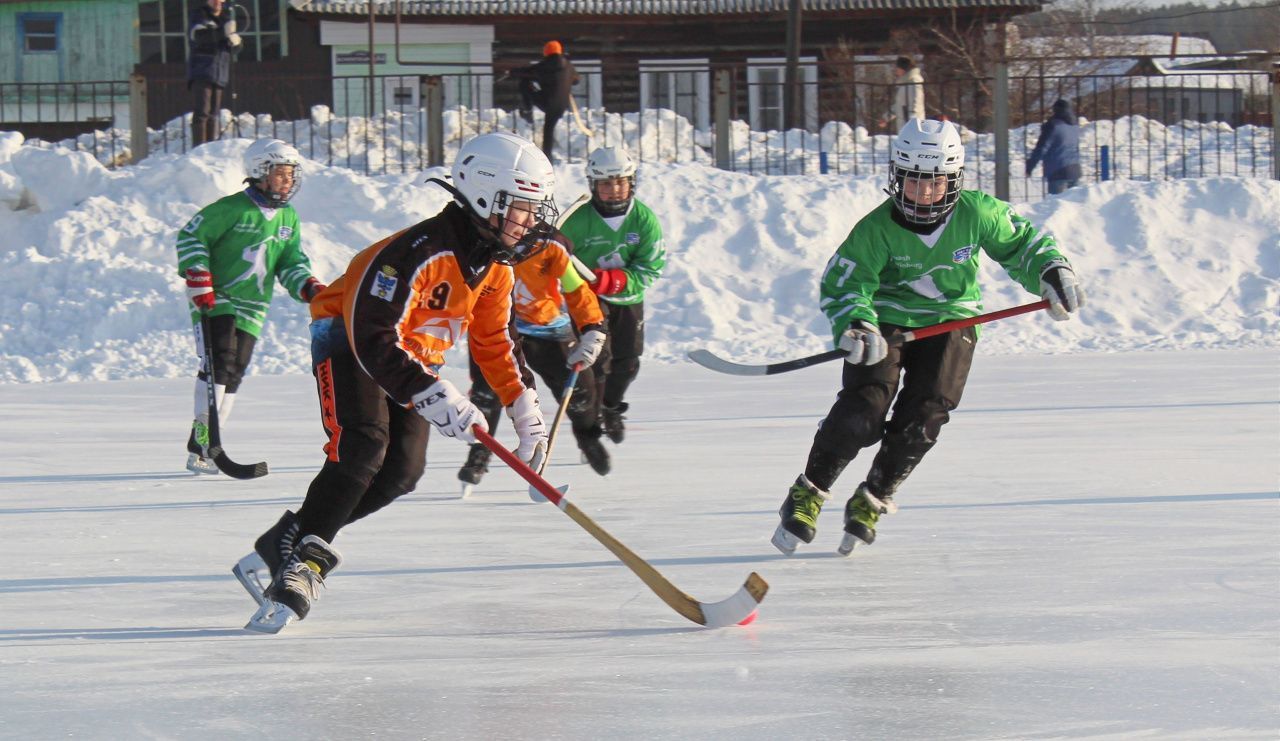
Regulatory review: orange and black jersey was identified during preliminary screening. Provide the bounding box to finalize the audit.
[310,203,533,407]
[512,236,604,331]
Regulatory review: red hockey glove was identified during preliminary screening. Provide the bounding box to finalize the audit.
[301,277,327,303]
[589,269,627,297]
[185,268,215,312]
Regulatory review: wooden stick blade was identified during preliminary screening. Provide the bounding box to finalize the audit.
[695,572,769,628]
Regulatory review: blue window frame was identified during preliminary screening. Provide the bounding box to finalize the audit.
[18,13,62,54]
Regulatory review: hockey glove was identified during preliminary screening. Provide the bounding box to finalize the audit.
[224,18,242,48]
[412,379,487,444]
[565,327,606,369]
[185,268,216,312]
[838,321,888,366]
[506,388,548,470]
[301,277,327,303]
[1039,264,1084,321]
[589,269,627,297]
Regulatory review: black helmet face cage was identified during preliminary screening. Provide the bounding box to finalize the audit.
[489,190,559,265]
[889,166,963,225]
[589,175,635,217]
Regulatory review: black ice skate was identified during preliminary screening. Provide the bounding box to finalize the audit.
[771,475,831,556]
[837,483,897,556]
[601,402,628,444]
[233,510,300,606]
[457,444,492,498]
[245,535,342,634]
[578,437,611,476]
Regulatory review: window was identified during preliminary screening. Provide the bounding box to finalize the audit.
[639,59,710,130]
[20,14,61,54]
[747,57,818,131]
[571,60,604,113]
[137,0,287,64]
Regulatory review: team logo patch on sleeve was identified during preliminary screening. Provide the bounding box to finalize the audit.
[371,265,399,301]
[625,232,640,245]
[278,225,293,240]
[952,246,975,263]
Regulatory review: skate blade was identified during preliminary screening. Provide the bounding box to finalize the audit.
[771,524,799,556]
[837,532,860,557]
[244,600,297,634]
[185,454,220,475]
[232,552,270,607]
[527,484,547,503]
[459,482,475,499]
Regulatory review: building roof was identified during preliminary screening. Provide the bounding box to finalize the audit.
[289,0,1045,16]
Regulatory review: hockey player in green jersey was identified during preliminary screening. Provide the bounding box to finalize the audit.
[176,138,325,474]
[773,118,1084,556]
[558,146,666,445]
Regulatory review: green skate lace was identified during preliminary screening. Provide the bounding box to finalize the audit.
[193,420,210,448]
[849,494,881,528]
[789,485,825,526]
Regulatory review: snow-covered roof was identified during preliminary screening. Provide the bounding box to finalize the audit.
[288,0,1046,15]
[1123,71,1271,94]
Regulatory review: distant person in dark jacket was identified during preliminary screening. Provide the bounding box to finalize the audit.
[511,40,580,160]
[1027,99,1082,195]
[187,0,242,146]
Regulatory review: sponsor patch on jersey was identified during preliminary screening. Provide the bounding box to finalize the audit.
[625,232,640,245]
[278,226,293,240]
[371,265,398,301]
[952,246,975,263]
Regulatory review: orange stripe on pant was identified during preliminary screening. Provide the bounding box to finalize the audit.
[315,357,342,462]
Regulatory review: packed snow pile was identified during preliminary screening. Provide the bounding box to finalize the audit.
[0,139,1276,383]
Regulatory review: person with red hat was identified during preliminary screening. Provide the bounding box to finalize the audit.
[508,40,579,160]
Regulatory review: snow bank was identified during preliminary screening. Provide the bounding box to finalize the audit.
[0,141,1275,383]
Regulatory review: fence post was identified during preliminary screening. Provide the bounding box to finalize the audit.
[423,75,444,168]
[128,72,148,165]
[1272,62,1279,180]
[714,66,732,171]
[992,60,1010,200]
[1100,145,1110,181]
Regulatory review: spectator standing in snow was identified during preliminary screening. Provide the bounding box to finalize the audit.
[508,40,580,160]
[878,56,925,131]
[1026,99,1083,195]
[186,0,242,146]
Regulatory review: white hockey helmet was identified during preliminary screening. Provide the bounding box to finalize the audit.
[243,138,302,205]
[586,146,637,216]
[888,119,965,225]
[451,132,558,264]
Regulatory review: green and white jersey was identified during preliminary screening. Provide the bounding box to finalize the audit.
[559,199,666,306]
[175,190,314,337]
[821,190,1069,342]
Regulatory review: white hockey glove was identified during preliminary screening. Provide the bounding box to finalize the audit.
[565,327,606,369]
[838,321,888,366]
[223,18,242,47]
[412,379,487,443]
[1039,263,1084,321]
[506,388,548,470]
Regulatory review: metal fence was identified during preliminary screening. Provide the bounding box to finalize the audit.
[4,58,1276,202]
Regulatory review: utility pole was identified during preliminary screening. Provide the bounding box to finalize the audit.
[784,0,804,129]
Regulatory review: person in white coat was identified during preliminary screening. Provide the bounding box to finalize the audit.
[879,56,925,130]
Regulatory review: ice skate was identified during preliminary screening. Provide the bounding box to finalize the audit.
[578,437,611,476]
[457,444,491,498]
[838,483,895,556]
[234,510,301,605]
[185,418,219,474]
[601,402,628,444]
[245,535,341,633]
[772,475,831,556]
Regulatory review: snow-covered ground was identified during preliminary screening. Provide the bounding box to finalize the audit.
[0,134,1276,739]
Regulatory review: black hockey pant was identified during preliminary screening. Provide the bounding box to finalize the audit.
[195,313,256,392]
[467,334,602,446]
[805,325,977,497]
[595,301,644,410]
[294,318,429,543]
